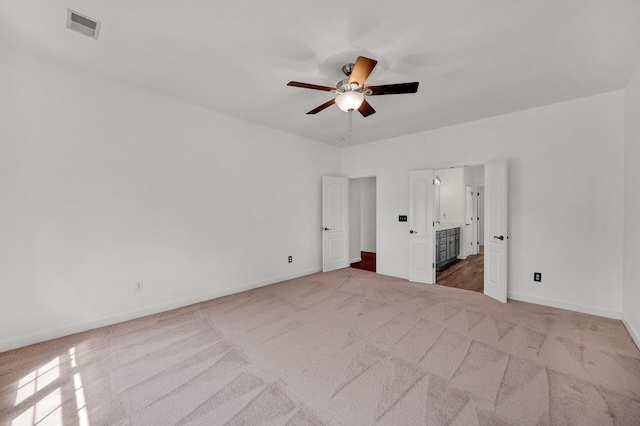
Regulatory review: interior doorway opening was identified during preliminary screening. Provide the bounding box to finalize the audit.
[349,177,377,273]
[434,165,485,293]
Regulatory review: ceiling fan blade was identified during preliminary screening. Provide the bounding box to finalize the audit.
[287,81,335,92]
[348,56,378,87]
[307,98,336,114]
[367,82,419,95]
[358,100,376,117]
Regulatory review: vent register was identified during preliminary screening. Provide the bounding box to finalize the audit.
[66,9,101,39]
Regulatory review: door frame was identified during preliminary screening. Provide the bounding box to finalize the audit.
[427,158,507,300]
[477,186,485,249]
[346,172,380,273]
[463,184,476,258]
[466,183,481,256]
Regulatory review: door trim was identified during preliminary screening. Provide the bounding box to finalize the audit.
[346,172,380,274]
[426,158,507,301]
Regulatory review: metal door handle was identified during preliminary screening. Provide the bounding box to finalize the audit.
[493,235,504,240]
[466,223,471,226]
[324,227,331,231]
[409,230,416,234]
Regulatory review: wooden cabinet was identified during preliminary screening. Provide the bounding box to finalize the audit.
[436,227,460,267]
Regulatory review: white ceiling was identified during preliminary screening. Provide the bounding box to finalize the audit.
[2,0,640,147]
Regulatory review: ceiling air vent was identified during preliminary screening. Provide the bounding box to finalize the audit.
[66,9,101,39]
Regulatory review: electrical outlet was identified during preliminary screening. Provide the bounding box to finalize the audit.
[534,272,541,282]
[288,256,292,263]
[135,281,144,292]
[398,215,407,222]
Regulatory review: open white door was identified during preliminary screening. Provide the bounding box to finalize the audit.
[409,170,436,284]
[464,186,475,257]
[484,159,508,303]
[322,176,349,272]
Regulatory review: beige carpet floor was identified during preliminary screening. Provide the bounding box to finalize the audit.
[1,268,640,425]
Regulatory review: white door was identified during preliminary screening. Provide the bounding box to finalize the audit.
[409,170,436,284]
[484,160,508,303]
[464,186,475,257]
[322,176,349,272]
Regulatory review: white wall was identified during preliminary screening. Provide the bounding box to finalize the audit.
[360,177,376,253]
[465,165,485,187]
[342,91,625,318]
[0,45,633,351]
[349,179,362,262]
[436,167,464,224]
[623,61,640,347]
[0,48,340,351]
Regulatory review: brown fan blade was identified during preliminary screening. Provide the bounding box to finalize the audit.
[358,100,376,117]
[366,82,419,95]
[348,56,378,87]
[287,81,335,92]
[307,98,336,114]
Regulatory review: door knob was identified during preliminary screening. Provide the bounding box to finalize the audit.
[493,235,504,240]
[323,227,331,231]
[466,223,471,226]
[409,230,416,234]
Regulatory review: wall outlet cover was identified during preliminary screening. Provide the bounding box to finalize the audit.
[534,272,542,282]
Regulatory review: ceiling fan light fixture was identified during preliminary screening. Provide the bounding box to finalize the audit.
[335,91,364,112]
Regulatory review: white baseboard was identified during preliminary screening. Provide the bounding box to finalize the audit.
[621,313,640,351]
[350,257,362,264]
[508,292,621,320]
[361,248,376,254]
[0,267,321,353]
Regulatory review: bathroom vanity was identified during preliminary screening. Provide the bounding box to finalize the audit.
[435,224,460,267]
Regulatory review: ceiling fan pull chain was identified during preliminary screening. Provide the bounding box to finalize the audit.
[348,109,353,138]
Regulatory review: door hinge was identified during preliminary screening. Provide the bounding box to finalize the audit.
[432,263,435,268]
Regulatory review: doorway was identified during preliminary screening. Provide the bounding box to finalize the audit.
[349,177,377,272]
[434,166,485,293]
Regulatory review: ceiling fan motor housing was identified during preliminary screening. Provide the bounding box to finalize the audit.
[338,62,372,94]
[337,80,364,92]
[341,63,355,77]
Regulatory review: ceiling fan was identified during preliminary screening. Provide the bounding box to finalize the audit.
[287,56,419,117]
